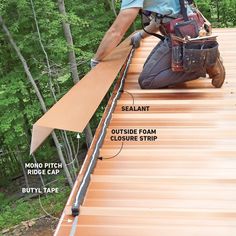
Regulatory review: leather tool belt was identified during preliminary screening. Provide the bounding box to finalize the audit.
[160,13,205,36]
[163,0,219,72]
[139,1,219,73]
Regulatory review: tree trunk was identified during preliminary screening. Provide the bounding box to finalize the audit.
[16,146,29,188]
[216,0,220,22]
[30,0,78,176]
[62,130,77,180]
[69,134,77,158]
[57,0,93,148]
[63,131,79,168]
[24,133,46,188]
[106,0,135,30]
[0,15,74,188]
[57,0,79,84]
[84,125,93,147]
[106,0,117,17]
[30,0,58,101]
[111,0,117,16]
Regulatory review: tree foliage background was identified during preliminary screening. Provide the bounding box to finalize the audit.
[0,0,235,231]
[0,0,119,184]
[0,0,235,192]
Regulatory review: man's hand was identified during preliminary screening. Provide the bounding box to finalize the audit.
[90,59,100,69]
[131,32,143,48]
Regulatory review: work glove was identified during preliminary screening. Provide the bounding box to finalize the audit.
[131,32,143,48]
[90,58,100,69]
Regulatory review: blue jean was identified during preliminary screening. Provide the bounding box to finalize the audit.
[138,39,206,89]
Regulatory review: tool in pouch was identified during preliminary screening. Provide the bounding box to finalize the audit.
[171,0,219,72]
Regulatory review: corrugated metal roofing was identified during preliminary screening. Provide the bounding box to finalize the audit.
[55,28,236,236]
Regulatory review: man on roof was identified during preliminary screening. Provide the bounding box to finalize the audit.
[91,0,225,89]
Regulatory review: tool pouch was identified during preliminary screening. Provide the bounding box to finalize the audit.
[171,35,218,72]
[174,20,199,38]
[165,13,205,35]
[183,40,218,72]
[170,0,218,73]
[170,16,204,72]
[171,36,184,72]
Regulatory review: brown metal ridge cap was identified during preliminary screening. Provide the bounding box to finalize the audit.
[30,35,133,154]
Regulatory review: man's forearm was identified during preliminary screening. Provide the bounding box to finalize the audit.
[93,8,140,61]
[94,20,159,61]
[93,10,159,62]
[94,29,123,61]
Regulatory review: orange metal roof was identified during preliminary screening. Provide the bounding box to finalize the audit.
[55,28,236,236]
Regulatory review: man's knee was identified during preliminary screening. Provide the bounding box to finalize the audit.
[138,74,152,89]
[138,74,165,89]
